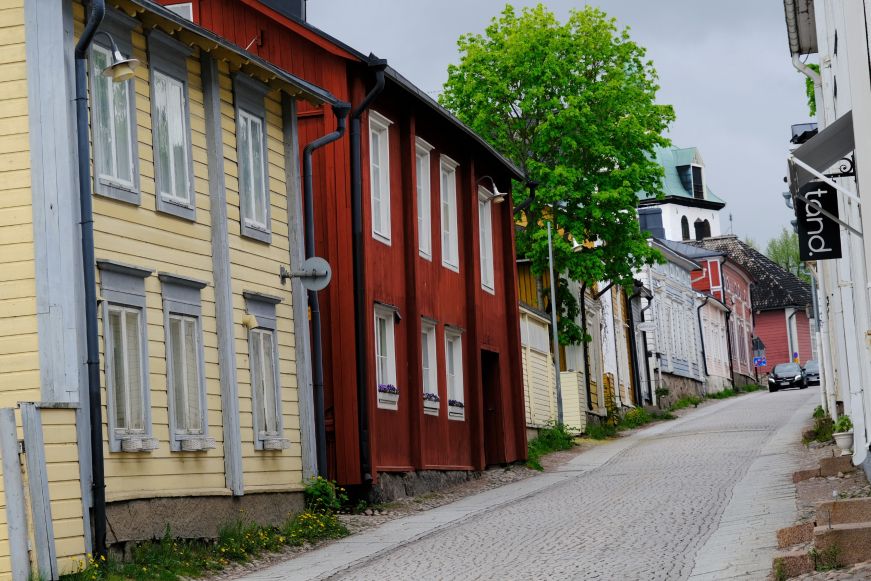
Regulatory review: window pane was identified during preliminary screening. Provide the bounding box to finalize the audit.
[93,48,114,180]
[169,317,186,430]
[113,77,133,183]
[169,80,188,200]
[238,114,252,220]
[125,309,144,431]
[250,330,264,433]
[109,309,126,430]
[251,117,266,226]
[154,73,173,197]
[261,332,278,434]
[184,318,200,433]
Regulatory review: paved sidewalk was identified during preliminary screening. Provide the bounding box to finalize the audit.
[235,388,817,581]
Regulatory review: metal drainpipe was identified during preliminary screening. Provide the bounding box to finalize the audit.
[626,284,643,406]
[350,56,386,483]
[787,309,799,363]
[303,102,351,478]
[640,294,654,404]
[74,0,107,559]
[725,311,736,386]
[580,284,593,411]
[696,296,710,379]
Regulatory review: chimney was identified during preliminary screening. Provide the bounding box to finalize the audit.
[260,0,306,21]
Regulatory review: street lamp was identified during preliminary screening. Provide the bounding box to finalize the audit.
[95,31,140,82]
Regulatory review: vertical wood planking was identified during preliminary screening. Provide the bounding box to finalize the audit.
[0,408,29,581]
[21,403,57,580]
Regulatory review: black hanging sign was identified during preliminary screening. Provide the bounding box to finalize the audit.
[795,180,842,261]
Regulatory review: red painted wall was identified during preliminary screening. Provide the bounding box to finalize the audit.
[176,0,527,484]
[754,311,787,374]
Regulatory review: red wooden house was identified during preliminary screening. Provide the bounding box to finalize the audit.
[160,0,528,488]
[686,235,814,375]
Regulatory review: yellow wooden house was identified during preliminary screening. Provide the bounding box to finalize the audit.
[0,0,336,577]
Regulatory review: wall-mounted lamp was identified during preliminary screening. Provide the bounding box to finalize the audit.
[95,31,140,82]
[477,175,508,204]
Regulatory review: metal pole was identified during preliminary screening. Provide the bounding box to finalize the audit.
[547,222,563,424]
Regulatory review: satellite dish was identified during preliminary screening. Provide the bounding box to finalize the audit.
[292,257,332,291]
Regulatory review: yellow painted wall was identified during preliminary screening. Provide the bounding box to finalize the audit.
[559,371,587,434]
[218,59,302,491]
[69,5,303,499]
[0,0,40,407]
[41,408,87,574]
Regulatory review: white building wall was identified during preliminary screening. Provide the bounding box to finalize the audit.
[658,202,723,242]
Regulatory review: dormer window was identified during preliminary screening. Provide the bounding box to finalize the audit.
[691,165,704,199]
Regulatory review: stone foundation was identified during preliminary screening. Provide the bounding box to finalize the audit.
[660,373,703,403]
[371,470,481,504]
[733,373,757,388]
[105,490,304,545]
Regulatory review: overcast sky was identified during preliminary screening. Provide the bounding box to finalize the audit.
[308,0,810,247]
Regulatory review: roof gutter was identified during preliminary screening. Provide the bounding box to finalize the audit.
[350,55,387,484]
[74,0,107,559]
[303,101,351,477]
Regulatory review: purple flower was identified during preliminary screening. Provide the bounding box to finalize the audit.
[448,399,465,408]
[423,392,440,402]
[378,384,399,395]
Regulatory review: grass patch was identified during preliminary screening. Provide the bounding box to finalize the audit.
[741,384,763,393]
[707,388,738,399]
[526,422,576,470]
[62,480,349,581]
[809,545,841,571]
[584,422,618,440]
[668,395,702,411]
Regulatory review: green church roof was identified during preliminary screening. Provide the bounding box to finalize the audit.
[638,146,726,207]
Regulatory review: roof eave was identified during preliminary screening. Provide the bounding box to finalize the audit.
[784,0,818,56]
[122,0,338,105]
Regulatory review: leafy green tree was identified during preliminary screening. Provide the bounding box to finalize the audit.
[766,227,810,282]
[441,4,674,343]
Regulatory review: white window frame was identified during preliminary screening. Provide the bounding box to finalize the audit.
[416,138,434,259]
[421,320,438,397]
[244,291,288,451]
[161,273,211,451]
[369,111,393,244]
[478,188,495,293]
[97,260,155,453]
[90,43,138,199]
[445,328,465,420]
[374,305,398,410]
[234,73,272,243]
[106,304,148,436]
[148,30,195,221]
[440,156,460,271]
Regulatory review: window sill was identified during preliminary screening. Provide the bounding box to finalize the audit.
[260,437,290,451]
[118,436,159,453]
[423,399,440,416]
[176,436,216,452]
[95,179,140,206]
[448,405,465,421]
[241,222,272,244]
[442,261,460,273]
[419,250,432,261]
[373,232,392,247]
[482,284,495,295]
[157,195,196,221]
[377,392,399,410]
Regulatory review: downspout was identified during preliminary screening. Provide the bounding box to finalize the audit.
[74,0,107,559]
[792,54,823,119]
[626,283,643,406]
[303,102,351,477]
[640,293,654,405]
[350,56,387,484]
[725,310,736,386]
[580,284,593,411]
[696,296,710,384]
[787,308,799,362]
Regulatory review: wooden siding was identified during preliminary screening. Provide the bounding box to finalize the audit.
[68,5,303,499]
[559,371,587,434]
[41,408,86,573]
[521,310,556,429]
[0,0,39,406]
[754,310,787,374]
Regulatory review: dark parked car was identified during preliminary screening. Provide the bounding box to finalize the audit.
[768,362,807,392]
[804,360,820,386]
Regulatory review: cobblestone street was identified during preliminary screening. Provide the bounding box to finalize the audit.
[239,388,819,581]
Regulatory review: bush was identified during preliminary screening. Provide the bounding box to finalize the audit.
[527,422,576,470]
[813,405,826,419]
[304,476,348,514]
[834,415,853,433]
[584,422,618,440]
[619,408,651,429]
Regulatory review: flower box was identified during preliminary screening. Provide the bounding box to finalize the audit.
[377,384,399,410]
[423,393,440,416]
[448,399,465,420]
